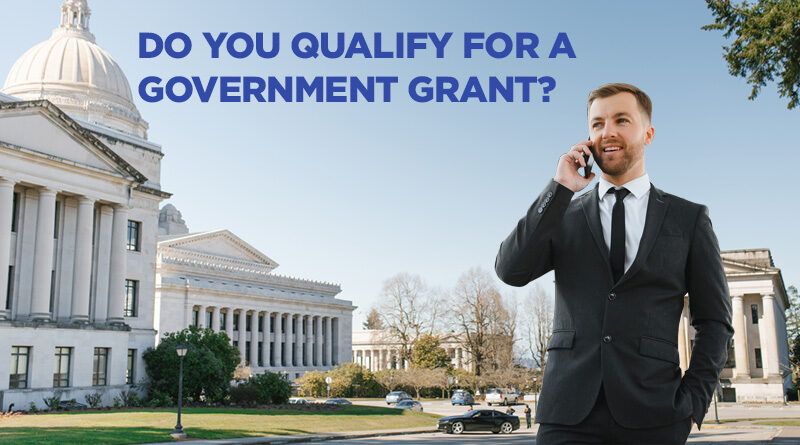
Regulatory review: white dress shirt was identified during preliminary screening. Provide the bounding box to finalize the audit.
[597,173,651,274]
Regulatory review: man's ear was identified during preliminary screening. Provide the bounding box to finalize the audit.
[645,126,655,146]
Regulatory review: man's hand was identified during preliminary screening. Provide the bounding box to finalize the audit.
[691,418,695,427]
[554,140,596,192]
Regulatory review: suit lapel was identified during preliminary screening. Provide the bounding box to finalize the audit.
[615,183,669,287]
[581,184,613,281]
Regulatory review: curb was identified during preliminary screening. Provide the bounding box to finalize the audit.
[141,427,439,445]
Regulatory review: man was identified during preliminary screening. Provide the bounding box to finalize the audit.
[494,83,733,444]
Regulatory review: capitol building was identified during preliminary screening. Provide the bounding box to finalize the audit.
[0,0,352,411]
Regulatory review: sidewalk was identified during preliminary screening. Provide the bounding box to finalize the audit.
[140,426,438,445]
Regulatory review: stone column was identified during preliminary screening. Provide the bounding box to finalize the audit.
[237,310,247,363]
[30,187,57,321]
[69,196,94,322]
[315,316,323,366]
[225,308,234,344]
[303,315,314,367]
[197,305,206,328]
[297,314,305,366]
[93,205,113,323]
[761,293,781,376]
[211,306,221,331]
[106,205,128,324]
[262,312,271,368]
[274,312,283,367]
[0,178,16,318]
[324,316,332,366]
[731,295,750,378]
[285,313,294,367]
[250,310,259,367]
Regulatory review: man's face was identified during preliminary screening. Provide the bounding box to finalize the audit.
[587,92,653,177]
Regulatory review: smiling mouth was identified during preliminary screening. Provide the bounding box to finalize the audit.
[602,146,623,153]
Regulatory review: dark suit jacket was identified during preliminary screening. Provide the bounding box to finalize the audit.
[495,179,733,430]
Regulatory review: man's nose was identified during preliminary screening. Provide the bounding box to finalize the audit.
[601,123,618,140]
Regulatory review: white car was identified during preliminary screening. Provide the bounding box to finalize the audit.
[485,388,518,406]
[288,397,309,404]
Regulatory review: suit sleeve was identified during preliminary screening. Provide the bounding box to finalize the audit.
[494,179,574,287]
[680,205,734,431]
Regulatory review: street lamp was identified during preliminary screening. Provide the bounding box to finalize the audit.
[171,344,188,439]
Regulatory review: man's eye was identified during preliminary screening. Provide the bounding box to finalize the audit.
[592,123,601,128]
[618,118,628,123]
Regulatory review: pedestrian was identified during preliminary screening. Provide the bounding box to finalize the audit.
[495,83,732,444]
[524,404,532,429]
[505,406,515,416]
[468,403,473,412]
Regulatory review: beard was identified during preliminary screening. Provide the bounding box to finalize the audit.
[591,144,642,176]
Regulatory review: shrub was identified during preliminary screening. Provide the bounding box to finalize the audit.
[327,363,381,398]
[297,370,327,397]
[42,392,62,411]
[85,392,103,408]
[249,371,291,404]
[229,383,261,404]
[28,402,38,413]
[146,390,174,407]
[115,390,142,407]
[142,326,239,404]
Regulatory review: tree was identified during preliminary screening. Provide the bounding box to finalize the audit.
[249,371,292,404]
[450,267,516,375]
[363,307,384,330]
[326,363,380,398]
[142,326,239,403]
[790,333,800,386]
[297,370,327,397]
[374,369,403,394]
[377,273,435,366]
[411,334,452,369]
[702,0,800,109]
[785,286,800,341]
[521,284,554,370]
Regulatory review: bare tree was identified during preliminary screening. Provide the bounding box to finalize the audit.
[374,369,402,394]
[451,267,515,375]
[377,273,433,366]
[521,283,553,370]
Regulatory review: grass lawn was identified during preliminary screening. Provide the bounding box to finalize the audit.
[0,405,440,445]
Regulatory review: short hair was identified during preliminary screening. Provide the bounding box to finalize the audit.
[587,83,652,124]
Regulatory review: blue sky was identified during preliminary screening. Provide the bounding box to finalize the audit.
[2,1,797,328]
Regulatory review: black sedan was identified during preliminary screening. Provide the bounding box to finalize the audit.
[437,409,520,434]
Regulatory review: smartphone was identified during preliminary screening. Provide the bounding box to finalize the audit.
[583,136,594,178]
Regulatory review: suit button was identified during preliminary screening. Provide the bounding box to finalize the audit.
[608,292,616,301]
[544,197,551,204]
[546,191,553,198]
[537,207,543,214]
[602,335,612,343]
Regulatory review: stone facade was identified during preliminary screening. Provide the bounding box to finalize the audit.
[352,330,474,372]
[156,208,354,382]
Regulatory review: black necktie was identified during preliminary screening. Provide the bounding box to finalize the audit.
[610,187,630,283]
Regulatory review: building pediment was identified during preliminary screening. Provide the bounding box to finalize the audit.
[158,230,278,270]
[0,100,145,182]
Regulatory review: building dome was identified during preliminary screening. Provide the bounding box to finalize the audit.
[2,0,148,139]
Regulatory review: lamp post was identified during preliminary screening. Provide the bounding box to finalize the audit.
[171,345,188,439]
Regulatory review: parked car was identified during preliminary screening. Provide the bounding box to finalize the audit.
[324,398,352,405]
[437,409,520,434]
[395,400,423,412]
[288,397,309,404]
[385,390,413,405]
[485,388,518,406]
[451,389,475,406]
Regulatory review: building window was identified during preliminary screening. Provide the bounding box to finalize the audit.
[93,347,109,386]
[259,314,264,332]
[49,270,56,313]
[9,346,30,389]
[127,349,136,385]
[270,315,275,332]
[724,339,735,368]
[192,309,199,327]
[245,341,251,365]
[755,348,762,368]
[233,313,240,331]
[220,311,227,329]
[54,347,72,387]
[246,314,252,332]
[126,220,141,251]
[124,279,138,317]
[11,192,19,233]
[751,304,759,324]
[54,200,61,239]
[6,266,13,311]
[258,341,264,367]
[205,311,213,328]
